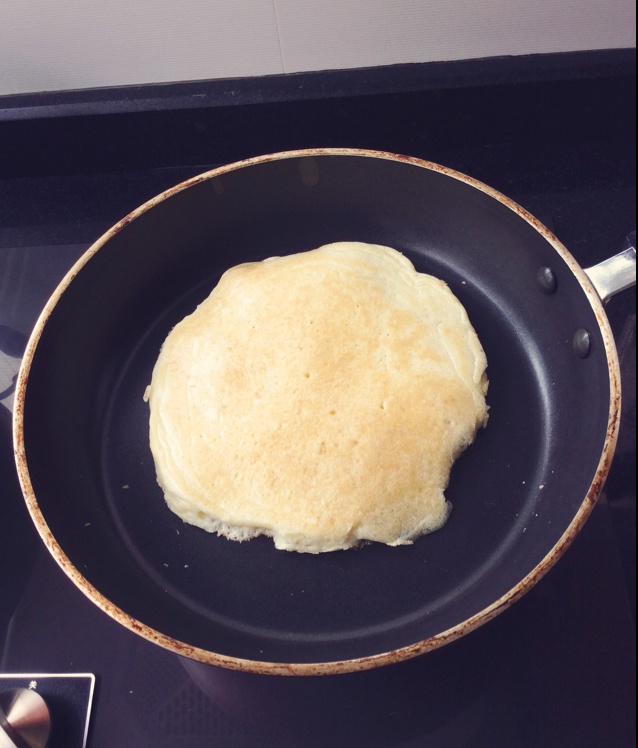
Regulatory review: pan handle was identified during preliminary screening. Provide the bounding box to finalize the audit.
[584,231,636,303]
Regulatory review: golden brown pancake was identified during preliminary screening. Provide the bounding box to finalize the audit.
[145,242,488,552]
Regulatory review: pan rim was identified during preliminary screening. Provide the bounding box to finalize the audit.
[11,147,622,676]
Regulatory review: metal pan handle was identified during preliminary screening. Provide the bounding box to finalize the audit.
[584,231,636,303]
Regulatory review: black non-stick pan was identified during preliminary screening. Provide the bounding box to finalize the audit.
[13,149,636,675]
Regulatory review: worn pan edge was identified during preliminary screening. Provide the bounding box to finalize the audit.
[11,147,622,676]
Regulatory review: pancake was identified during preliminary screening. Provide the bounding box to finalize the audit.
[144,242,489,553]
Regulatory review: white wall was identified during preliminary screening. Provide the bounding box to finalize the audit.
[0,0,635,96]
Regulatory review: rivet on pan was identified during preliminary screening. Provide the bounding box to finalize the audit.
[537,266,557,294]
[573,328,591,358]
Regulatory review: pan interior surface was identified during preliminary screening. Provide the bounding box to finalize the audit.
[19,152,613,667]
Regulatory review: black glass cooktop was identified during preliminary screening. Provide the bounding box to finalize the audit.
[1,62,635,747]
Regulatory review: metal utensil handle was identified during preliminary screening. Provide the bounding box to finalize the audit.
[584,231,636,303]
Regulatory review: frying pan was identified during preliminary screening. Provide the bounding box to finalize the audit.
[12,148,635,676]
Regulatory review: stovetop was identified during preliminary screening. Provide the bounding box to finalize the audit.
[1,63,635,746]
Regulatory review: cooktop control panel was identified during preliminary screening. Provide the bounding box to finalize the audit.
[0,675,94,748]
